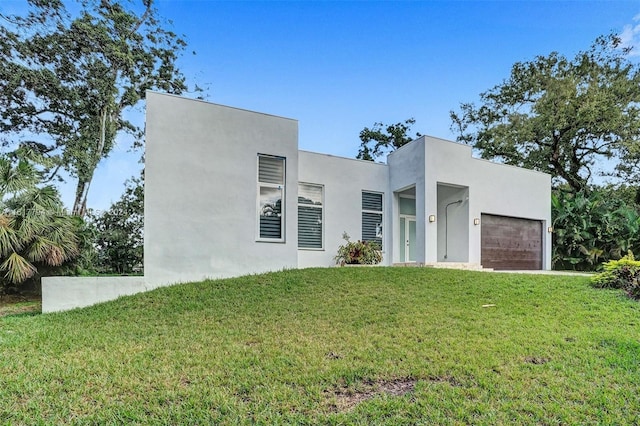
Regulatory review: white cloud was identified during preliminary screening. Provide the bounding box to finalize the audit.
[620,14,640,56]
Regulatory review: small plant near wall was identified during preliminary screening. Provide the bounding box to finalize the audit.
[591,252,640,300]
[335,232,382,266]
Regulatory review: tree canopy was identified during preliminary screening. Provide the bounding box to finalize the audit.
[450,34,640,192]
[0,0,190,216]
[357,118,421,161]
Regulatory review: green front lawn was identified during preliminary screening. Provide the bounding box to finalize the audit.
[1,268,639,424]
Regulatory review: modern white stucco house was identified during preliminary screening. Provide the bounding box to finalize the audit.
[42,91,553,312]
[144,92,552,287]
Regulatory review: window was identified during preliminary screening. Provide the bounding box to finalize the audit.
[362,191,383,246]
[298,183,323,249]
[257,154,285,241]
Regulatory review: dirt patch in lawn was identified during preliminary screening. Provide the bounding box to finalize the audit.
[326,377,416,412]
[524,356,551,365]
[0,294,41,317]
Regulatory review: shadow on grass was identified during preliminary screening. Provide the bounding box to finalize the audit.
[1,310,41,319]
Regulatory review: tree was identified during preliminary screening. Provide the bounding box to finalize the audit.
[450,34,640,193]
[0,0,190,216]
[599,183,640,211]
[90,173,143,274]
[0,147,81,293]
[357,118,422,161]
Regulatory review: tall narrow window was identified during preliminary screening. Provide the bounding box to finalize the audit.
[298,183,323,249]
[362,191,383,246]
[257,154,285,241]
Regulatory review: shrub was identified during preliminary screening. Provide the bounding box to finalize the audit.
[591,252,640,299]
[626,277,640,300]
[335,232,382,266]
[552,189,640,271]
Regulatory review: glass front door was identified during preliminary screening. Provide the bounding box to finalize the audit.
[400,216,416,262]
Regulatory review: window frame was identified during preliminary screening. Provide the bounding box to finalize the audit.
[256,154,286,243]
[362,190,384,247]
[297,182,324,250]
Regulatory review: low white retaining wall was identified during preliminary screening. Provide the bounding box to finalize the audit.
[42,276,147,313]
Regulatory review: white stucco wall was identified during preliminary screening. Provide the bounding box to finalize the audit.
[42,276,146,313]
[436,184,469,262]
[145,92,299,286]
[297,151,390,268]
[388,139,427,263]
[422,136,552,269]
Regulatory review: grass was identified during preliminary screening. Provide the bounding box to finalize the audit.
[1,267,639,424]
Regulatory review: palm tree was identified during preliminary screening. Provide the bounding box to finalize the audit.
[0,152,80,289]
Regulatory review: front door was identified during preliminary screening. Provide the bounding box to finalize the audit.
[399,216,416,262]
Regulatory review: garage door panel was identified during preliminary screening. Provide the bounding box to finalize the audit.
[481,214,542,270]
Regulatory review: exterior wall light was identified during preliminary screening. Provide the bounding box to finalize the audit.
[548,226,554,233]
[473,218,480,226]
[428,215,436,223]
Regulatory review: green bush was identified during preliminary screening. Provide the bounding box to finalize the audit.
[591,252,640,299]
[552,189,640,271]
[335,232,382,266]
[626,278,640,300]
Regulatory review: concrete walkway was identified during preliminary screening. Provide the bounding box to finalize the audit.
[394,262,593,277]
[488,269,593,277]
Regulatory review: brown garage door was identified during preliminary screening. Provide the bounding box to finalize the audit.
[481,214,542,270]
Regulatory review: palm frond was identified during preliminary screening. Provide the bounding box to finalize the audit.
[0,215,19,257]
[25,236,51,263]
[44,246,65,266]
[14,213,45,243]
[1,252,37,284]
[3,160,39,194]
[28,185,63,211]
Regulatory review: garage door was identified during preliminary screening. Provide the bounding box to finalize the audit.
[481,214,542,270]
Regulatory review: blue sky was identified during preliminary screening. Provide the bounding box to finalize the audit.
[3,1,640,210]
